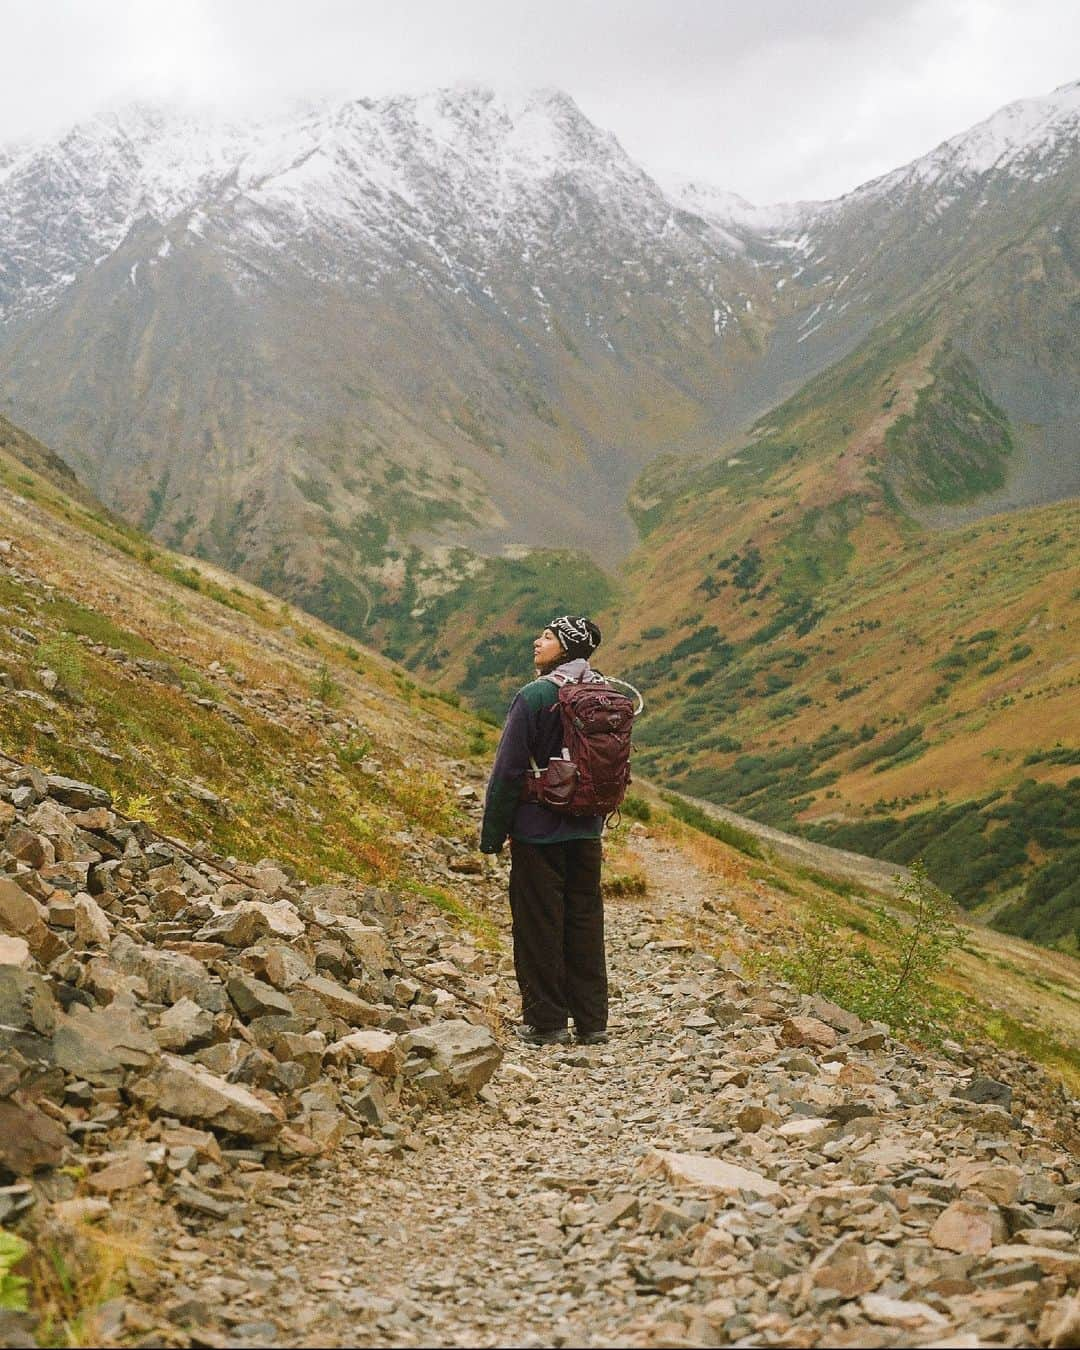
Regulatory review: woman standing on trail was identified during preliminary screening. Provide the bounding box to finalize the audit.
[479,616,610,1047]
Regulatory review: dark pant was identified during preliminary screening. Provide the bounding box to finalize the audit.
[508,838,607,1034]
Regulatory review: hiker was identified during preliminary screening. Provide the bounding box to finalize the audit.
[479,615,615,1047]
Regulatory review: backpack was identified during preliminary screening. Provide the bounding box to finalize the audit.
[522,673,642,817]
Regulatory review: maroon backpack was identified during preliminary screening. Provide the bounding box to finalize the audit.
[522,674,642,817]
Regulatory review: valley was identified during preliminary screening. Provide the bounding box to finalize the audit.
[0,80,1076,955]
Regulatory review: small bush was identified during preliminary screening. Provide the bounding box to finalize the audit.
[311,663,342,706]
[118,793,160,828]
[758,861,963,1041]
[389,770,458,834]
[602,869,648,897]
[336,735,372,765]
[621,794,653,822]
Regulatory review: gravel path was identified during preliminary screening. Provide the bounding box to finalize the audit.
[208,833,725,1347]
[190,834,1079,1350]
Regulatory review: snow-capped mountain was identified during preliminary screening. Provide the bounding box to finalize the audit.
[861,78,1080,199]
[0,85,781,578]
[0,80,1076,649]
[0,87,742,325]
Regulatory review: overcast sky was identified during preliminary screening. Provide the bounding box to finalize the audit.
[4,0,1079,202]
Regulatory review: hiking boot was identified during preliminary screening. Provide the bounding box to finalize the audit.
[512,1025,572,1047]
[576,1030,610,1046]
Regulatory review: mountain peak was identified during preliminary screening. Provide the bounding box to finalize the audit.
[861,77,1080,199]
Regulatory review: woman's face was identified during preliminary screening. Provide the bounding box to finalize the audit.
[533,627,564,669]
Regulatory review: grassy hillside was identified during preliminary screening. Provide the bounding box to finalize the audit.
[610,303,1078,952]
[0,439,497,899]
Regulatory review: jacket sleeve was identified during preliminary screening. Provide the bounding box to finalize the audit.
[479,692,534,853]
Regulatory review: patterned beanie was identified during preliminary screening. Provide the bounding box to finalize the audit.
[549,615,601,660]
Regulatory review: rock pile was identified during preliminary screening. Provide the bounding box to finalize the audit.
[0,757,502,1232]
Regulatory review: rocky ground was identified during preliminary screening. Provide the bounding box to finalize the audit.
[2,760,1079,1349]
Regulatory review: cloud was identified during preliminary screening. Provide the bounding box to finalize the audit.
[2,0,1077,200]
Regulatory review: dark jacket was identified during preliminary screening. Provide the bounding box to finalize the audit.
[479,659,604,853]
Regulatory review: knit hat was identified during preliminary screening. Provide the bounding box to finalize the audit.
[549,615,601,661]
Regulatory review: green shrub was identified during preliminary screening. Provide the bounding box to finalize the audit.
[759,861,963,1041]
[621,793,652,822]
[311,662,342,706]
[36,635,85,692]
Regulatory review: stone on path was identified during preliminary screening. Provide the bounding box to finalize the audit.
[643,1149,783,1198]
[405,1020,502,1095]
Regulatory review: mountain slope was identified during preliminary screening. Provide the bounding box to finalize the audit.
[0,89,788,586]
[609,286,1078,948]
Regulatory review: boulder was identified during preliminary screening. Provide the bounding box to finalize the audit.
[405,1020,501,1096]
[311,911,392,970]
[153,997,216,1051]
[131,1054,284,1140]
[776,1117,831,1146]
[954,1075,1013,1111]
[0,935,31,968]
[811,1238,883,1298]
[86,1154,151,1195]
[860,1293,949,1330]
[735,1104,780,1133]
[779,1016,838,1050]
[947,1161,1022,1206]
[52,1000,160,1086]
[45,775,111,808]
[983,1245,1080,1279]
[0,966,57,1058]
[297,974,381,1026]
[73,892,112,947]
[0,1095,68,1173]
[1038,1295,1080,1350]
[228,973,295,1020]
[5,824,48,868]
[804,994,864,1035]
[262,944,314,990]
[110,935,227,1012]
[195,900,304,947]
[930,1200,1008,1256]
[328,1028,402,1076]
[0,876,64,963]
